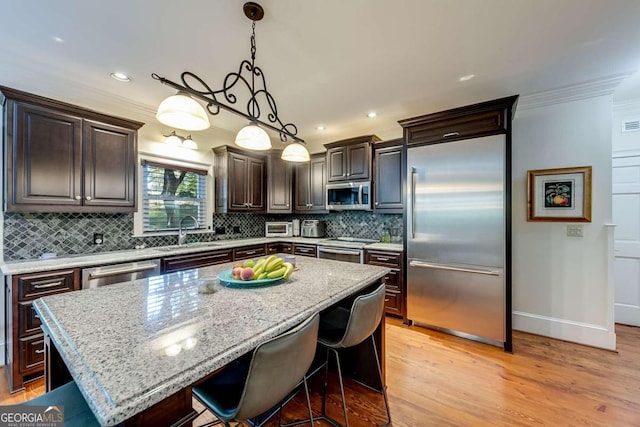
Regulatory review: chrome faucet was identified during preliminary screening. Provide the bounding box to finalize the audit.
[178,215,200,246]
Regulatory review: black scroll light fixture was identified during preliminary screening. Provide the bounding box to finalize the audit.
[152,2,310,162]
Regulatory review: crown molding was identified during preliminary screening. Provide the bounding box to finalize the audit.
[518,72,633,111]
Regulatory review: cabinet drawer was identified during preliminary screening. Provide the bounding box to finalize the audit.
[406,110,504,146]
[384,290,402,316]
[267,243,293,255]
[233,245,267,261]
[18,302,42,337]
[294,244,317,257]
[19,335,45,373]
[382,269,401,291]
[366,251,402,268]
[16,269,77,300]
[162,250,233,274]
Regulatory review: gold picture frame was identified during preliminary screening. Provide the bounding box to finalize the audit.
[527,166,592,222]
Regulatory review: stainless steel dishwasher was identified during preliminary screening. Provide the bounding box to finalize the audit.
[82,259,161,289]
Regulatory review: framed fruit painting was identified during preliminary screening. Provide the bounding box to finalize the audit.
[527,166,592,222]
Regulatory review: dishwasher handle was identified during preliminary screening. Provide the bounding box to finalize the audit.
[86,262,159,280]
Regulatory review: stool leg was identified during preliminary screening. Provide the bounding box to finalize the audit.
[303,376,315,426]
[331,347,350,427]
[321,346,330,416]
[371,335,392,427]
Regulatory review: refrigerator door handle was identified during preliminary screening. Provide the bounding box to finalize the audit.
[409,260,501,276]
[411,167,417,238]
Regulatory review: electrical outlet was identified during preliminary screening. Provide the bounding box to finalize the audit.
[215,227,225,235]
[93,233,104,245]
[233,226,241,234]
[566,225,584,238]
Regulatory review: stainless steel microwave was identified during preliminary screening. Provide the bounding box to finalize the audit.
[326,181,371,210]
[265,221,293,237]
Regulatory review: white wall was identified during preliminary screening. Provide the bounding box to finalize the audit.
[512,95,616,349]
[612,100,640,154]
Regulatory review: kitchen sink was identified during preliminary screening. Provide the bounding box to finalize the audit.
[154,242,221,252]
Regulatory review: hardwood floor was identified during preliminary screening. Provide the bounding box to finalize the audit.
[2,319,640,426]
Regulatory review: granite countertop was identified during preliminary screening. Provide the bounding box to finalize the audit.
[1,237,403,275]
[32,257,389,426]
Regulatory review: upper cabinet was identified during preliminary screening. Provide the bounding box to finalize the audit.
[324,135,380,182]
[294,154,327,213]
[1,86,142,213]
[214,146,266,213]
[373,138,403,213]
[267,150,293,214]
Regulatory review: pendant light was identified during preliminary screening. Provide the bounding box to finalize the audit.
[152,2,309,161]
[163,131,199,150]
[235,123,271,150]
[156,91,210,131]
[281,142,310,162]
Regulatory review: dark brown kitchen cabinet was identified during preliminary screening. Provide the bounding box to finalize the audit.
[5,268,80,392]
[294,243,317,257]
[267,242,294,255]
[161,249,234,274]
[233,244,267,261]
[294,153,327,213]
[214,146,266,212]
[373,139,403,213]
[1,86,142,212]
[324,135,380,182]
[366,249,405,319]
[267,150,293,213]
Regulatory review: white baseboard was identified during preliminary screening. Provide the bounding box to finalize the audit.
[615,303,640,327]
[513,311,617,350]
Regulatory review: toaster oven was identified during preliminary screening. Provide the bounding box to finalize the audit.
[265,221,293,237]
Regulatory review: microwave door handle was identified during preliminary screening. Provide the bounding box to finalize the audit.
[358,184,363,205]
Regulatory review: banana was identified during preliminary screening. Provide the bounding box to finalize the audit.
[254,258,266,269]
[257,272,269,280]
[282,262,294,279]
[266,257,283,272]
[253,261,266,277]
[267,266,286,279]
[263,255,277,268]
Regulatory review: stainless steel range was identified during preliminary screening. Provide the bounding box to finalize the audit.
[317,237,378,264]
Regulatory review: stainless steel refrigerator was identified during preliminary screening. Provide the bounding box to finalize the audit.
[406,134,507,347]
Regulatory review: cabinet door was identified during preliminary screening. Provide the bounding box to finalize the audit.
[83,121,136,209]
[228,152,249,210]
[326,147,346,182]
[309,156,327,211]
[347,142,370,180]
[9,102,83,209]
[374,146,403,212]
[267,153,292,213]
[246,157,265,211]
[294,162,311,212]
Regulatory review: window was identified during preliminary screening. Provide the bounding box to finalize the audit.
[141,160,208,232]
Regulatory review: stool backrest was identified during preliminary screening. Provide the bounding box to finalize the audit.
[235,313,319,421]
[338,284,386,348]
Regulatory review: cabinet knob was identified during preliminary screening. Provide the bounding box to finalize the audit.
[75,195,81,200]
[286,204,289,207]
[343,173,346,177]
[347,173,351,177]
[85,196,92,201]
[375,202,379,206]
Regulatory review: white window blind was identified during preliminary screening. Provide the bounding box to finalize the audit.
[142,160,208,232]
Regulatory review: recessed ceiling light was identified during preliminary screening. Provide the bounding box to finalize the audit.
[459,74,475,82]
[367,112,377,118]
[316,125,326,131]
[52,36,64,43]
[110,72,131,82]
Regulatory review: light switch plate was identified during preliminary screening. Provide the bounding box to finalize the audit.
[566,224,584,237]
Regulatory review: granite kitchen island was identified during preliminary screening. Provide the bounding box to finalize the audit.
[32,256,389,426]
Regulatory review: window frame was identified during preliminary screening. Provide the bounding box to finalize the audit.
[133,154,213,237]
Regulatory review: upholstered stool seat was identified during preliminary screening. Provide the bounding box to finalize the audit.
[19,381,100,427]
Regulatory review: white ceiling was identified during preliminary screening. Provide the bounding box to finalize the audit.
[1,0,640,153]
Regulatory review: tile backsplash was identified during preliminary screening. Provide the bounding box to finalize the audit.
[3,211,403,261]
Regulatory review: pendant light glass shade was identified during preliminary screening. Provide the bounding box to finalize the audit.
[156,92,210,131]
[182,136,198,150]
[281,142,310,162]
[234,124,272,150]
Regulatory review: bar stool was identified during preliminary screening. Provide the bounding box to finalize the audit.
[317,284,391,427]
[19,380,100,427]
[191,313,319,427]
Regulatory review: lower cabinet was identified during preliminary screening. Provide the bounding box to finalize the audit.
[266,242,294,255]
[5,268,80,392]
[161,249,233,274]
[233,244,267,261]
[294,243,317,257]
[365,250,405,319]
